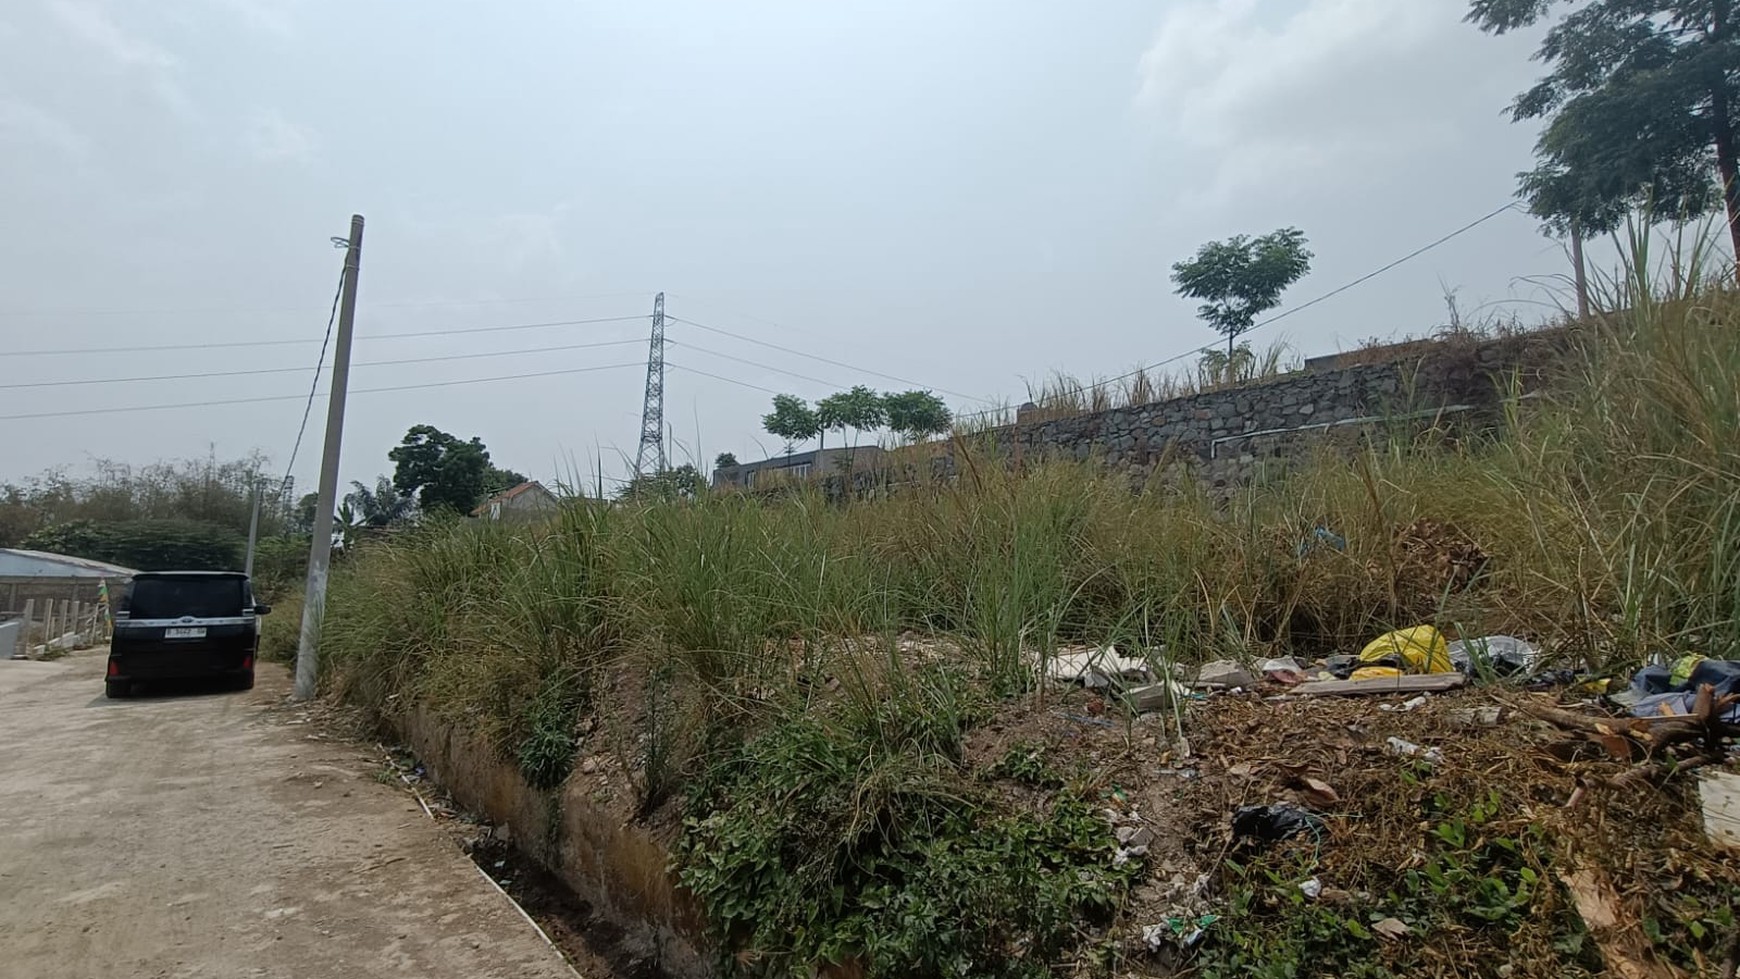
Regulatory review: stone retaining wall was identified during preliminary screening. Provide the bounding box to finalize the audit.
[957,329,1571,491]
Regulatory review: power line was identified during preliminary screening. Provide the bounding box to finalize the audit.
[665,314,990,403]
[0,337,647,390]
[667,339,849,390]
[1252,201,1522,331]
[11,314,650,358]
[277,267,347,497]
[951,200,1524,422]
[0,361,646,423]
[0,289,656,319]
[667,362,783,396]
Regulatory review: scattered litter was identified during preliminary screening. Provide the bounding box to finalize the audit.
[1231,803,1325,843]
[1113,845,1149,868]
[1447,635,1541,677]
[1057,711,1115,729]
[1117,825,1157,847]
[1194,659,1256,689]
[1373,917,1411,940]
[1700,772,1740,851]
[1380,694,1431,713]
[1385,737,1444,766]
[1621,658,1740,723]
[1143,914,1218,950]
[1045,646,1152,690]
[1670,653,1704,686]
[1350,666,1403,680]
[1155,767,1199,779]
[1446,706,1503,728]
[1298,877,1323,900]
[1125,679,1192,713]
[1324,654,1362,679]
[1291,673,1466,698]
[1260,657,1309,685]
[1359,625,1454,674]
[1295,526,1346,557]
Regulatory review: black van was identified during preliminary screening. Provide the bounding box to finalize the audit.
[105,571,272,698]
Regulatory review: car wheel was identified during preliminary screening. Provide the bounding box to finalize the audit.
[105,679,131,699]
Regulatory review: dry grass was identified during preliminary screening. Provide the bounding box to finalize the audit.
[313,240,1740,979]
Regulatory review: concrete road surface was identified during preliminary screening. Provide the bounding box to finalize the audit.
[0,652,576,979]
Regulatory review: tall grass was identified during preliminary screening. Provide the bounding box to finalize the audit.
[315,252,1740,975]
[323,265,1740,715]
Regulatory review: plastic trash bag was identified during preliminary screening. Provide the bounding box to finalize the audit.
[1446,635,1541,677]
[1359,626,1453,674]
[1231,803,1325,843]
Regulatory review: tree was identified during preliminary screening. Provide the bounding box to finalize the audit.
[714,452,739,470]
[290,492,320,535]
[1467,1,1738,267]
[762,394,821,456]
[344,476,416,529]
[388,425,519,514]
[1171,229,1313,357]
[816,385,887,468]
[882,390,952,443]
[483,467,529,497]
[22,518,243,571]
[617,464,705,502]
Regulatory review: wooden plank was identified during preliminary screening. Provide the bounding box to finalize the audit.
[1291,673,1468,698]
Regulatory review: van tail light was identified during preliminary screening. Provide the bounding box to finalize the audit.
[106,659,119,677]
[242,655,253,670]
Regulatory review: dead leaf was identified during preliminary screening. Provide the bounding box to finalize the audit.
[1299,777,1340,806]
[1563,868,1618,929]
[1558,864,1678,979]
[1596,734,1635,761]
[1373,917,1410,940]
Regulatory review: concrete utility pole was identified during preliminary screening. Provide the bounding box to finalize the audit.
[243,482,261,578]
[293,214,365,701]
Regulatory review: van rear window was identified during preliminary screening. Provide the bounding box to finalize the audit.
[127,578,245,619]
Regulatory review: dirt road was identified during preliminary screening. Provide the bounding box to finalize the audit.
[0,652,577,979]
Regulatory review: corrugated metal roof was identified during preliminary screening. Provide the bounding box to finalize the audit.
[0,549,139,579]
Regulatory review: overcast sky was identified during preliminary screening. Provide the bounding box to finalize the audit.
[2,0,1573,495]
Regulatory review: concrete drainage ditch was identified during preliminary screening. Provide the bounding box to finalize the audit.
[391,709,710,979]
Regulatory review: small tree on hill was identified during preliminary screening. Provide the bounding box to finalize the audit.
[817,386,887,468]
[762,394,821,456]
[882,390,952,444]
[1172,228,1312,357]
[714,452,739,470]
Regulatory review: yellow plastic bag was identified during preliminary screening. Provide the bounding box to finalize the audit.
[1359,626,1453,674]
[1349,666,1404,681]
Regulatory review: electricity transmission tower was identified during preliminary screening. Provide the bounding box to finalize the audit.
[634,292,667,477]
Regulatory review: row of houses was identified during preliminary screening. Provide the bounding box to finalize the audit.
[709,447,888,490]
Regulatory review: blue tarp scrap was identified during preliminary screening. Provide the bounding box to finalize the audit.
[1623,659,1740,724]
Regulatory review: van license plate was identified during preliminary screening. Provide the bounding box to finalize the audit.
[165,627,206,639]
